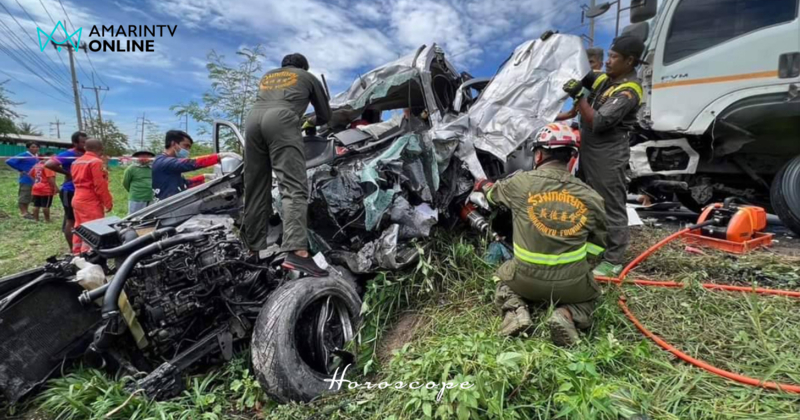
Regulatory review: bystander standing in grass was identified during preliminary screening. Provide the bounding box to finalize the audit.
[28,152,57,222]
[5,141,39,219]
[123,150,155,215]
[46,132,87,250]
[71,138,113,254]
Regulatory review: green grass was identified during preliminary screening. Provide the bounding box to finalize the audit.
[0,166,130,277]
[2,167,800,419]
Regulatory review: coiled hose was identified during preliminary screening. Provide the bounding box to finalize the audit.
[595,225,800,393]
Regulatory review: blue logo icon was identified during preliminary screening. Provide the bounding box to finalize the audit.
[36,21,82,52]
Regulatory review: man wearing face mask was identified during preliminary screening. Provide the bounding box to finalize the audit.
[471,123,607,346]
[152,130,238,201]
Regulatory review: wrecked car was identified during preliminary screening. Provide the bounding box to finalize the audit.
[0,35,588,405]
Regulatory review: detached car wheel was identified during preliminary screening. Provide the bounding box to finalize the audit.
[771,155,800,236]
[251,274,361,403]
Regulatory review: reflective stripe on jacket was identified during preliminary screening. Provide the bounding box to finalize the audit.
[591,73,643,105]
[486,161,608,283]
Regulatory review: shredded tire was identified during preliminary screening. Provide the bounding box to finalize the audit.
[770,155,800,236]
[251,274,361,403]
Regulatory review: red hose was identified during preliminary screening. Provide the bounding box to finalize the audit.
[596,276,800,299]
[599,227,800,393]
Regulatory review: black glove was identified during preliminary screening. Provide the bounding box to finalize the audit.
[540,30,556,41]
[562,79,584,99]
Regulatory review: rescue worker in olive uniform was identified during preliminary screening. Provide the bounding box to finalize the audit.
[473,123,608,346]
[242,53,332,276]
[562,35,644,277]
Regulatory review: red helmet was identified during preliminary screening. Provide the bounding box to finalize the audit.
[532,123,579,152]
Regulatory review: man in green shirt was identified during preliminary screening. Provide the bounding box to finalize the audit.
[123,150,155,215]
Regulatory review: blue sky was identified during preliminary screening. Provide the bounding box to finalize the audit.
[0,0,630,147]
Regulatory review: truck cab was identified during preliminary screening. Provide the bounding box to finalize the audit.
[605,0,800,235]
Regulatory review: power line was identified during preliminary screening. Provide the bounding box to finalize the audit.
[0,42,74,100]
[12,0,71,82]
[52,0,109,96]
[562,14,616,37]
[0,69,73,105]
[34,0,76,90]
[82,79,109,140]
[57,0,76,37]
[85,54,108,87]
[50,117,64,138]
[0,0,73,87]
[37,0,56,25]
[0,23,71,91]
[50,40,88,130]
[74,53,93,81]
[0,13,73,89]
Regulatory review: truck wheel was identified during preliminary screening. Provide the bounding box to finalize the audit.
[771,155,800,236]
[251,274,361,403]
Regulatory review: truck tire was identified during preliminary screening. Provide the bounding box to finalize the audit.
[251,274,361,403]
[771,156,800,236]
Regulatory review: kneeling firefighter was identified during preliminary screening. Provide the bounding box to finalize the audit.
[474,123,608,346]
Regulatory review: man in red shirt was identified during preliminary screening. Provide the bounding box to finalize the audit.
[28,153,58,222]
[71,139,113,254]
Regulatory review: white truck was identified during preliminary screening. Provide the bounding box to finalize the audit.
[592,0,800,235]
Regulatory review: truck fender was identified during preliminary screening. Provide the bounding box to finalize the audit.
[683,84,794,135]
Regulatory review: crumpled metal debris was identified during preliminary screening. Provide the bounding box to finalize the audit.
[360,133,439,231]
[300,36,589,267]
[389,196,438,239]
[433,35,590,178]
[346,224,419,272]
[308,164,364,230]
[329,45,460,130]
[331,58,419,111]
[357,113,403,139]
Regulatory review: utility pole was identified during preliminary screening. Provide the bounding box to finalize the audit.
[52,41,87,131]
[50,118,64,138]
[82,74,109,142]
[136,113,149,149]
[589,0,596,47]
[85,106,95,135]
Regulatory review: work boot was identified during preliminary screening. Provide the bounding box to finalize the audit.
[547,308,580,347]
[593,261,623,278]
[282,253,329,277]
[500,307,532,337]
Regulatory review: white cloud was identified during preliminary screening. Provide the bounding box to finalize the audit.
[148,0,576,81]
[113,1,156,20]
[106,73,156,85]
[3,0,592,147]
[387,0,480,65]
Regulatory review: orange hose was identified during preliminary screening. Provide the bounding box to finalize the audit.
[601,227,800,393]
[618,297,800,393]
[596,277,800,299]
